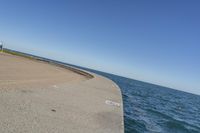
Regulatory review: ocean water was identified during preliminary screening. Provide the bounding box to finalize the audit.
[83,69,200,133]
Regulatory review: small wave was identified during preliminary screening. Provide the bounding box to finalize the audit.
[146,108,200,132]
[145,123,162,133]
[146,108,173,120]
[165,121,199,133]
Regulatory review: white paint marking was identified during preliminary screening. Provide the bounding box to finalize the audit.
[105,100,120,107]
[112,84,119,88]
[53,85,58,88]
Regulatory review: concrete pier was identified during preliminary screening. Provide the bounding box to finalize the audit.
[0,52,124,133]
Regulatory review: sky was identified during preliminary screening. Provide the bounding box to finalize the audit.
[0,0,200,95]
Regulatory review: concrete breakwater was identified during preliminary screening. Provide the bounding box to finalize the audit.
[0,50,124,133]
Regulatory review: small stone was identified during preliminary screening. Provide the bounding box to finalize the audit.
[51,109,56,112]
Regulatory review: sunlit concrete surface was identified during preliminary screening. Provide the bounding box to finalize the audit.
[0,52,124,133]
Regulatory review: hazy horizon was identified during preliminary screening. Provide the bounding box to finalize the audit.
[1,0,200,95]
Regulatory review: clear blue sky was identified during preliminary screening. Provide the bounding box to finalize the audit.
[0,0,200,95]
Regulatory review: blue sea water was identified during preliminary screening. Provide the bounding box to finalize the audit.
[83,69,200,133]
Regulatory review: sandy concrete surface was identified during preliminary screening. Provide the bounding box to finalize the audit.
[0,52,124,133]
